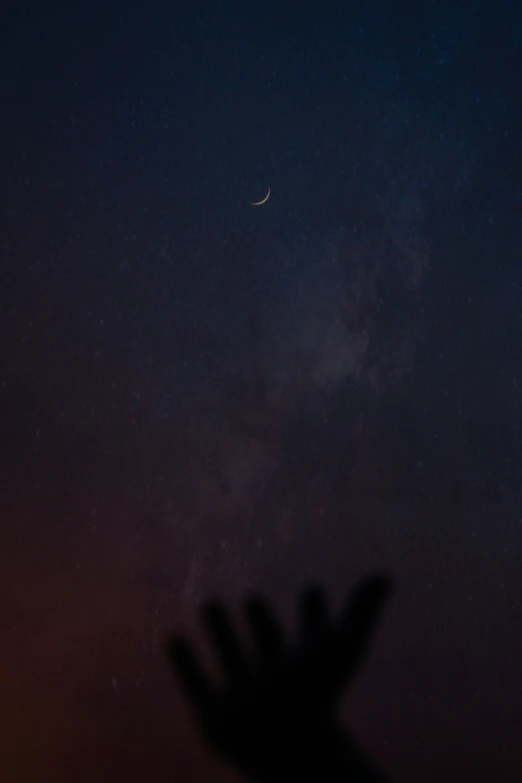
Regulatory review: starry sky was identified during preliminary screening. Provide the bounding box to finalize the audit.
[1,1,522,781]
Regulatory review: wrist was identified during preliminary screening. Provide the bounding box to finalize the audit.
[299,724,391,783]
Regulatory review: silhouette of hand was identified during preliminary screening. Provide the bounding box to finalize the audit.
[167,573,393,783]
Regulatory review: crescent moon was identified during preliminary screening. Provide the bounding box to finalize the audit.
[251,187,270,206]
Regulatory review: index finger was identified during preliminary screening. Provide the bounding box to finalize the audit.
[335,573,394,683]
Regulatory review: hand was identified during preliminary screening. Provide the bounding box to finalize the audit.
[167,573,393,782]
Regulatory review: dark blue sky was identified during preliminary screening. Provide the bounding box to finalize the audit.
[2,2,522,781]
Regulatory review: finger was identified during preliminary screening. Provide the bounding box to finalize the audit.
[245,596,284,663]
[300,584,330,646]
[336,572,394,680]
[203,602,247,679]
[167,635,215,711]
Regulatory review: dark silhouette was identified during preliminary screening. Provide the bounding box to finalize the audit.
[167,572,394,782]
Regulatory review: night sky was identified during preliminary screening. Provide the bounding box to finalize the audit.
[2,1,522,781]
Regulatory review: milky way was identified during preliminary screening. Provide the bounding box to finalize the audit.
[2,2,522,781]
